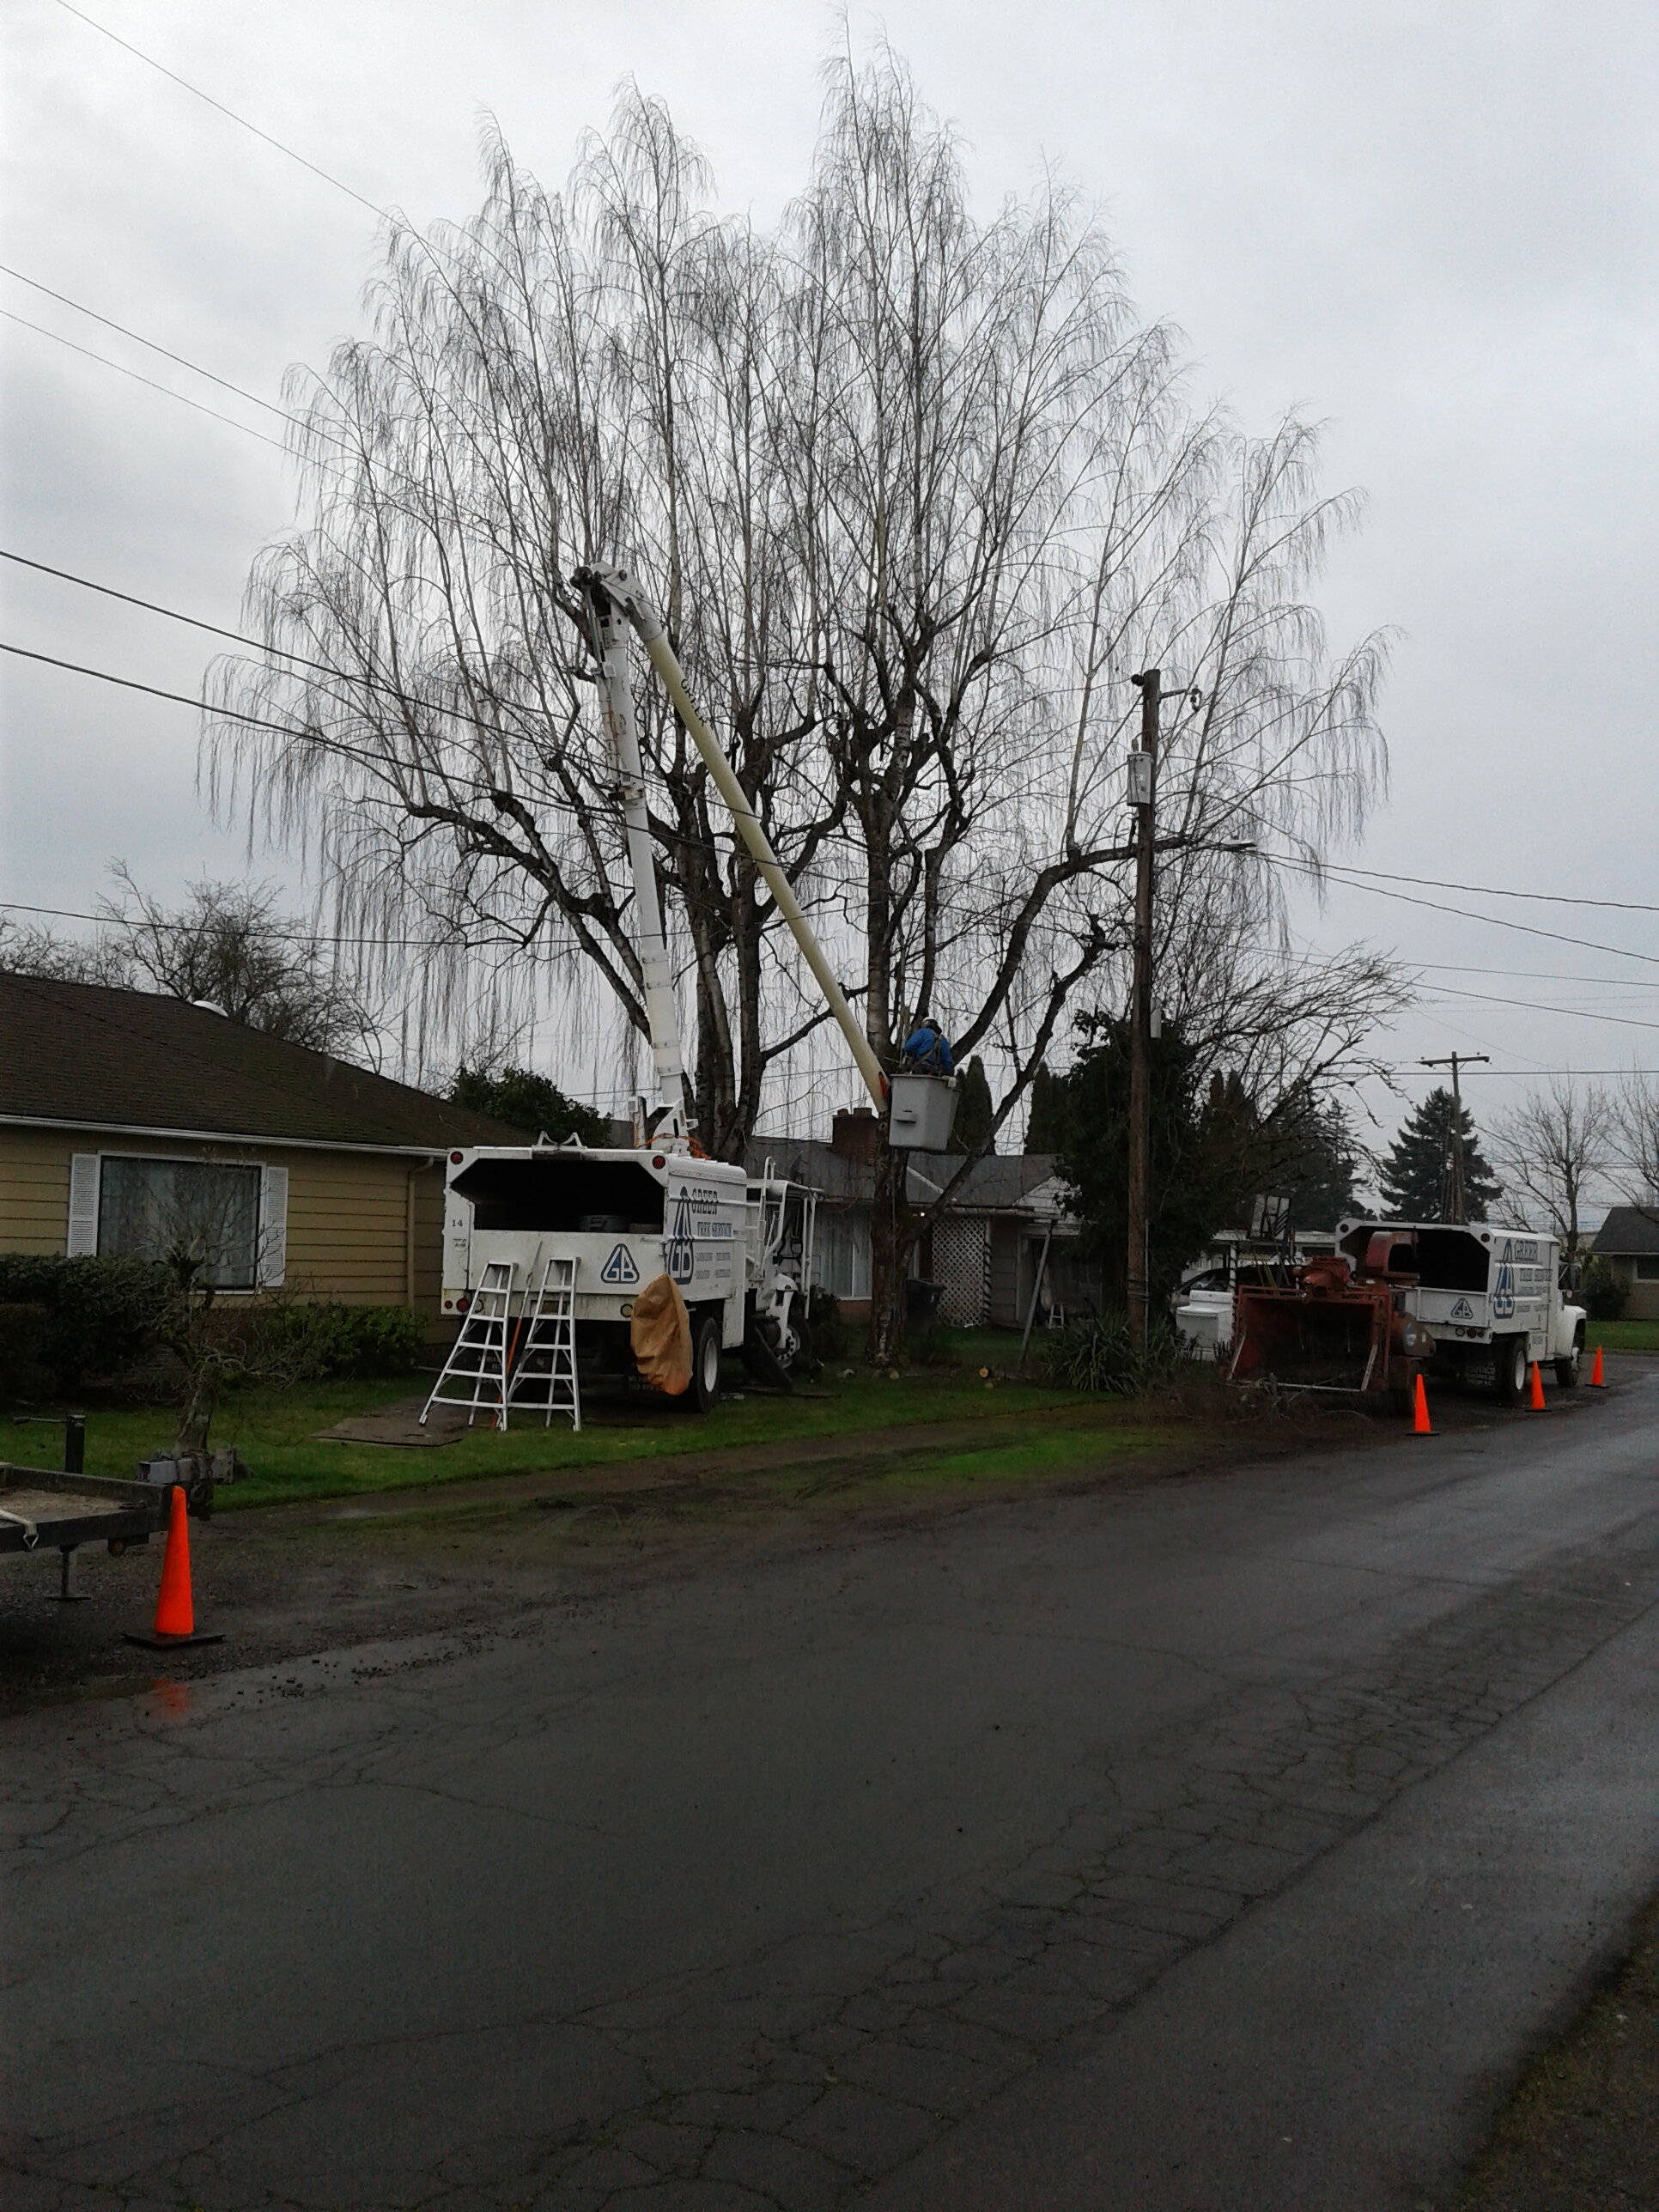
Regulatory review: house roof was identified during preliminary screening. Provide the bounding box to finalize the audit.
[0,974,526,1153]
[1591,1205,1659,1257]
[744,1135,1063,1214]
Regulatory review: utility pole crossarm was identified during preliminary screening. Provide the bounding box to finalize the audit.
[576,564,889,1116]
[1419,1052,1490,1223]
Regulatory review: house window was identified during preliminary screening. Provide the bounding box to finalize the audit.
[97,1158,262,1290]
[1636,1256,1659,1281]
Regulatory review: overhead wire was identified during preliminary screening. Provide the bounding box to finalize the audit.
[1,262,303,426]
[53,1,387,220]
[2,307,290,453]
[1265,852,1659,969]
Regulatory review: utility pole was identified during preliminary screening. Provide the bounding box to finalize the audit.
[1126,668,1161,1352]
[1419,1052,1489,1221]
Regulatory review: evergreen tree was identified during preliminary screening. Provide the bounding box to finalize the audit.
[1263,1097,1364,1231]
[1056,1021,1261,1306]
[1024,1066,1067,1154]
[1378,1087,1500,1220]
[450,1065,609,1145]
[949,1056,996,1154]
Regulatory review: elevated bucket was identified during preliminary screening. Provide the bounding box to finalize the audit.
[887,1073,959,1151]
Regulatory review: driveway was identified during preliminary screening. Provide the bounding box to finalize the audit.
[5,1370,1657,2209]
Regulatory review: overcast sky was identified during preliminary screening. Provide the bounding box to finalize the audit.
[3,0,1656,1161]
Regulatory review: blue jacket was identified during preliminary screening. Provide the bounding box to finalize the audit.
[901,1024,955,1075]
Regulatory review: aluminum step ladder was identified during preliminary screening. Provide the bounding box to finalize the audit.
[421,1260,515,1430]
[507,1256,581,1431]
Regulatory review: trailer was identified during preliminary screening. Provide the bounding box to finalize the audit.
[0,1463,185,1599]
[1333,1218,1586,1401]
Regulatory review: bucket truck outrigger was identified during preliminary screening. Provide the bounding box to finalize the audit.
[424,565,957,1430]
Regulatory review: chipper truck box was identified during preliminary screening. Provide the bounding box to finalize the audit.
[1334,1218,1586,1401]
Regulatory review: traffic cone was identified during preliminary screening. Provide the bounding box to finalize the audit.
[1590,1344,1607,1388]
[1412,1373,1433,1435]
[125,1486,224,1649]
[1528,1360,1547,1411]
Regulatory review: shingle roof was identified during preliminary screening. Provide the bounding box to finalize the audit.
[1592,1205,1659,1257]
[744,1135,1063,1212]
[0,974,526,1152]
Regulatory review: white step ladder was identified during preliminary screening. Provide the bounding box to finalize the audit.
[507,1256,581,1431]
[421,1260,515,1430]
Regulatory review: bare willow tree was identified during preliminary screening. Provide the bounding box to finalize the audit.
[1612,1075,1659,1223]
[209,52,1400,1353]
[1491,1078,1613,1267]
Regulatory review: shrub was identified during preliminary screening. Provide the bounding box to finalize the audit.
[257,1302,428,1379]
[805,1286,849,1363]
[1578,1259,1629,1322]
[0,1255,169,1390]
[1039,1310,1191,1395]
[0,1303,51,1404]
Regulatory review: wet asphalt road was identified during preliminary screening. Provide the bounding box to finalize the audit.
[5,1367,1658,2210]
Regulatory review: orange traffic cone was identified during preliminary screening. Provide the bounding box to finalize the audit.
[1412,1372,1433,1435]
[1528,1360,1547,1411]
[1590,1344,1607,1388]
[125,1485,224,1649]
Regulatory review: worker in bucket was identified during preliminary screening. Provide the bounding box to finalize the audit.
[900,1014,955,1076]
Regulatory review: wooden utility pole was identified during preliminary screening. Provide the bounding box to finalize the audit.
[1127,669,1161,1351]
[1420,1052,1489,1221]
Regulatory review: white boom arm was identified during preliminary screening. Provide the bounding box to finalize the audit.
[576,565,889,1116]
[581,579,690,1138]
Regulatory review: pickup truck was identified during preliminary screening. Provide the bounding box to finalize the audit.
[1332,1218,1586,1401]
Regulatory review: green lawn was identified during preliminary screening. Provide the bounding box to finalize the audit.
[1585,1318,1659,1352]
[61,1351,1104,1512]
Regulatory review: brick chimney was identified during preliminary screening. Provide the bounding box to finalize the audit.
[831,1106,884,1164]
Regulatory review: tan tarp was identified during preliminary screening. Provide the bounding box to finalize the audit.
[630,1273,693,1396]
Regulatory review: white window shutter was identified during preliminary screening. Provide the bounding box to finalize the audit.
[66,1153,100,1255]
[257,1164,289,1286]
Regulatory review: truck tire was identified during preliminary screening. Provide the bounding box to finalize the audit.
[684,1311,724,1414]
[1493,1334,1528,1405]
[1555,1337,1582,1389]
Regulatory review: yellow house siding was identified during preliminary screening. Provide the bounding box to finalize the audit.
[0,1125,444,1310]
[0,1127,72,1253]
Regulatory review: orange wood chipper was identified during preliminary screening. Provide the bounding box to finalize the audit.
[1229,1233,1437,1399]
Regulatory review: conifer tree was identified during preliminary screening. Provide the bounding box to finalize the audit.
[948,1057,997,1154]
[1378,1087,1500,1220]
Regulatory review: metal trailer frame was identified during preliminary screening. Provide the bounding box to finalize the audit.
[0,1464,178,1600]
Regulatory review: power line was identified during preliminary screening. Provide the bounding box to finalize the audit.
[0,548,440,714]
[1321,860,1659,917]
[54,1,386,220]
[1,307,289,453]
[1266,852,1659,970]
[1423,986,1659,1033]
[1,262,301,426]
[0,637,345,744]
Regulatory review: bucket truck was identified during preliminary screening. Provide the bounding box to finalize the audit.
[428,565,957,1424]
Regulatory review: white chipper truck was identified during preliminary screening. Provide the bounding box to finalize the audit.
[1332,1218,1587,1401]
[425,564,956,1430]
[1231,1216,1586,1406]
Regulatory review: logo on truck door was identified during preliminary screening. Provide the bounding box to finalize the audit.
[600,1243,640,1285]
[1492,1240,1515,1320]
[666,1189,696,1285]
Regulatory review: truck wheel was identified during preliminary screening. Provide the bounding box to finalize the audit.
[1493,1334,1528,1405]
[684,1312,723,1413]
[1554,1339,1582,1389]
